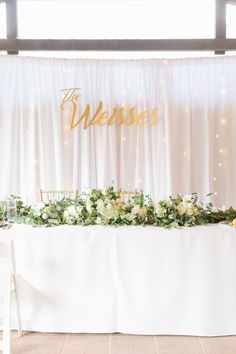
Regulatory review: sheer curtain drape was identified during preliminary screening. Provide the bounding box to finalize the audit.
[0,56,235,206]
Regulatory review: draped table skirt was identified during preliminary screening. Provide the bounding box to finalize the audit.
[2,224,236,336]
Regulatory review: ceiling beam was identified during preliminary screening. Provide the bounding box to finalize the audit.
[1,39,236,52]
[215,0,227,55]
[1,0,235,54]
[227,0,236,4]
[5,0,18,54]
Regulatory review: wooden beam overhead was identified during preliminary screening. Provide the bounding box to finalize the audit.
[1,39,236,52]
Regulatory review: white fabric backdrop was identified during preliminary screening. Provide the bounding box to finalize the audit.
[0,56,235,206]
[3,224,236,336]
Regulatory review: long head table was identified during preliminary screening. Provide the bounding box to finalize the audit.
[1,224,236,336]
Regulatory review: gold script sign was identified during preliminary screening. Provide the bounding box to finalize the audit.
[61,88,161,129]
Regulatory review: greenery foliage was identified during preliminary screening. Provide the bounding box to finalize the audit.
[1,187,236,228]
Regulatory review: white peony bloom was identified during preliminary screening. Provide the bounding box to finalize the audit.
[106,203,113,210]
[131,205,140,215]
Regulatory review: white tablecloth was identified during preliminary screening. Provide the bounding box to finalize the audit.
[2,224,236,336]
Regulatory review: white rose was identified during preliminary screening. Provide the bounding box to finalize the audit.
[96,199,104,207]
[96,217,102,224]
[107,203,113,210]
[64,210,70,218]
[177,204,187,216]
[131,205,140,215]
[166,200,173,207]
[67,206,77,216]
[42,213,48,220]
[155,204,166,217]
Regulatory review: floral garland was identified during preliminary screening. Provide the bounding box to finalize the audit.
[0,187,236,228]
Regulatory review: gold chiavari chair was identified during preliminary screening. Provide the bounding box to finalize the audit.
[39,189,79,202]
[120,191,134,203]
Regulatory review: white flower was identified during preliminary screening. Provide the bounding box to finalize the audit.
[127,213,135,221]
[96,199,104,207]
[166,200,173,207]
[64,210,70,218]
[186,208,194,216]
[177,204,187,216]
[67,206,77,216]
[131,205,140,215]
[183,194,192,202]
[139,207,147,218]
[155,204,166,218]
[86,202,92,212]
[96,217,102,224]
[49,219,59,225]
[42,213,48,220]
[106,203,113,210]
[77,206,83,215]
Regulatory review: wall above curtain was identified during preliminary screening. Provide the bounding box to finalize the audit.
[0,56,235,207]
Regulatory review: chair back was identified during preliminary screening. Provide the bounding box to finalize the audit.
[120,191,134,203]
[39,189,79,202]
[0,239,12,277]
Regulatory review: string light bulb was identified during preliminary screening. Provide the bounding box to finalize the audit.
[221,118,228,125]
